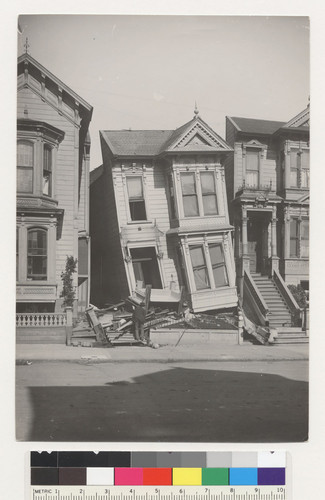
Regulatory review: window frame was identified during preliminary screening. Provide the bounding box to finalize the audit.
[188,241,229,292]
[180,172,200,217]
[189,245,210,290]
[126,175,148,222]
[179,169,219,219]
[27,227,48,281]
[17,140,34,194]
[245,149,260,189]
[43,144,53,197]
[290,217,309,259]
[200,171,218,216]
[208,242,229,288]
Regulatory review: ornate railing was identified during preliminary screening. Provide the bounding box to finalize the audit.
[16,313,67,327]
[244,271,269,325]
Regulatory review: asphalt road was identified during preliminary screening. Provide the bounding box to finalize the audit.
[16,360,308,442]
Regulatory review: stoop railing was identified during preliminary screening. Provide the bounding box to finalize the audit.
[16,308,73,344]
[16,313,67,327]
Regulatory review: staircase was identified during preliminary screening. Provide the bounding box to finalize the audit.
[250,273,308,344]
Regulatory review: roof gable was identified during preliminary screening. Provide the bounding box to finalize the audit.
[163,116,232,153]
[283,106,309,129]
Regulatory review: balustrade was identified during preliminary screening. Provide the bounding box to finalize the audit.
[16,312,67,327]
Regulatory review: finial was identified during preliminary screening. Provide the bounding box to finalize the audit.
[194,101,199,117]
[24,37,30,54]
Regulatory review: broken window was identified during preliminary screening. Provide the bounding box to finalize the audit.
[130,247,162,289]
[201,171,218,215]
[126,176,147,221]
[189,245,210,290]
[181,173,199,217]
[209,243,228,287]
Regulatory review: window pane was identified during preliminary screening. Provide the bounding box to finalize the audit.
[290,150,298,169]
[190,246,205,267]
[246,151,259,170]
[17,167,33,193]
[17,142,33,166]
[301,169,309,188]
[203,195,218,215]
[193,268,210,290]
[246,171,258,188]
[209,244,223,266]
[27,229,47,279]
[181,173,196,195]
[200,172,215,194]
[43,146,52,171]
[127,177,143,199]
[290,239,298,257]
[213,265,229,288]
[301,151,309,169]
[290,169,298,187]
[129,200,147,221]
[301,220,309,239]
[290,219,298,237]
[183,195,199,216]
[43,175,51,196]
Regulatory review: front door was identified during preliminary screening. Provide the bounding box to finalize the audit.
[130,247,163,289]
[247,219,263,273]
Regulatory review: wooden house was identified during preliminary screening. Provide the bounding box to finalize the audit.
[16,52,93,315]
[90,109,238,313]
[224,106,309,336]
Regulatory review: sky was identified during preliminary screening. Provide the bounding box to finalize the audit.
[17,15,309,171]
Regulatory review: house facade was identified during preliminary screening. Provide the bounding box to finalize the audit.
[90,110,238,313]
[16,52,93,315]
[225,105,309,291]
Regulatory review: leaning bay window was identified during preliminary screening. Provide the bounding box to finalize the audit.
[181,173,199,217]
[189,245,210,290]
[27,228,47,280]
[126,176,147,221]
[245,150,259,188]
[17,141,33,193]
[200,172,218,215]
[43,145,52,196]
[209,243,228,287]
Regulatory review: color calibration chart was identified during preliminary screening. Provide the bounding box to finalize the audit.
[30,451,288,500]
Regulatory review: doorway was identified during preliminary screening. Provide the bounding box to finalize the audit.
[247,214,269,273]
[130,247,163,289]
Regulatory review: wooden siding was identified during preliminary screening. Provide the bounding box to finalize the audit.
[17,86,80,300]
[224,118,236,204]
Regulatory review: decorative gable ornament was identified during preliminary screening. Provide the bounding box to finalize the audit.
[284,107,310,128]
[167,119,231,152]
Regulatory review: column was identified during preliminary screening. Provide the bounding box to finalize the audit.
[242,206,248,256]
[270,205,279,274]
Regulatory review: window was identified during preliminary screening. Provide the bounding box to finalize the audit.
[43,145,52,196]
[130,247,162,289]
[201,172,218,215]
[300,220,309,258]
[290,219,299,257]
[290,150,298,187]
[181,173,199,217]
[189,245,210,290]
[209,243,228,287]
[27,229,47,280]
[126,177,147,221]
[300,151,310,188]
[290,218,309,258]
[17,141,33,193]
[246,150,259,188]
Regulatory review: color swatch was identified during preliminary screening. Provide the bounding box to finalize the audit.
[30,451,286,486]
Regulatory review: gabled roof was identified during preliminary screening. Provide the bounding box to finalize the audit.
[100,114,232,158]
[100,130,174,156]
[281,106,309,130]
[90,164,104,185]
[18,53,93,116]
[228,116,285,135]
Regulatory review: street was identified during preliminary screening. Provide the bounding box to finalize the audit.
[16,360,308,442]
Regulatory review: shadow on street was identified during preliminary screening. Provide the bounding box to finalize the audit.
[22,366,308,442]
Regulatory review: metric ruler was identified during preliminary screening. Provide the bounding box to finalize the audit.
[30,485,287,500]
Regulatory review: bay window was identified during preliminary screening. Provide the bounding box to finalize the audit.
[189,242,229,291]
[300,150,309,188]
[17,141,33,193]
[126,176,147,221]
[27,228,47,280]
[181,173,199,217]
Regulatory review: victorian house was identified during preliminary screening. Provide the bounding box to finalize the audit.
[17,51,93,315]
[224,105,309,332]
[90,109,238,313]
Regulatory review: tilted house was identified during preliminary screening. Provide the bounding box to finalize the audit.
[224,105,309,335]
[16,52,93,316]
[90,111,238,313]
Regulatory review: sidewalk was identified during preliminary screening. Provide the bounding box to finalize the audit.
[16,340,309,363]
